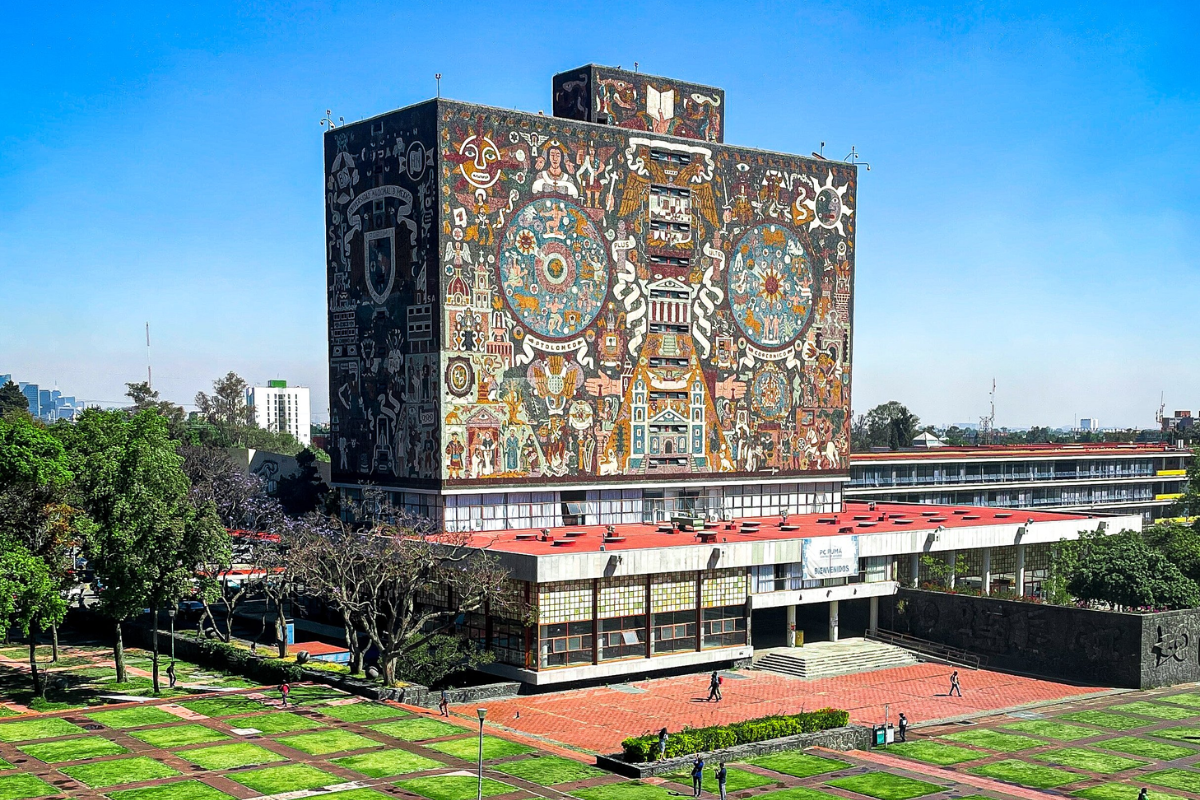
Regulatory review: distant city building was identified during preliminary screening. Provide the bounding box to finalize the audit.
[248,380,311,446]
[1078,418,1099,432]
[848,442,1191,522]
[1163,410,1195,434]
[6,377,81,421]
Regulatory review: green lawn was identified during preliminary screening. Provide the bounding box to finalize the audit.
[0,759,10,771]
[885,740,983,766]
[177,743,286,770]
[278,729,382,755]
[61,756,181,788]
[1074,785,1185,800]
[128,724,229,748]
[1111,702,1198,721]
[317,702,406,723]
[86,706,180,729]
[0,774,57,800]
[395,775,514,800]
[426,734,533,761]
[493,755,606,785]
[752,789,843,800]
[321,791,390,800]
[667,767,774,794]
[19,735,127,762]
[0,717,85,742]
[749,750,850,777]
[1161,693,1200,709]
[1098,736,1196,760]
[1033,748,1147,774]
[177,697,266,717]
[827,773,941,800]
[941,729,1044,751]
[1060,711,1148,731]
[1001,720,1097,741]
[261,685,343,704]
[1148,726,1200,743]
[108,781,237,800]
[1144,769,1200,793]
[368,717,463,741]
[570,781,676,800]
[969,759,1080,789]
[229,764,340,794]
[331,748,444,778]
[233,711,325,733]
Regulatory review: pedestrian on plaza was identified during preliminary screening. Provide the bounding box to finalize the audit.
[691,755,705,798]
[707,671,722,702]
[279,682,291,707]
[658,727,669,760]
[897,713,908,742]
[166,661,177,689]
[949,670,962,697]
[439,689,449,717]
[715,762,728,800]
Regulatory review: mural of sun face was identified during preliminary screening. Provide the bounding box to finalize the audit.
[727,223,814,349]
[497,198,609,340]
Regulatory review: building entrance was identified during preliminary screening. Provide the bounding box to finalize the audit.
[750,607,787,649]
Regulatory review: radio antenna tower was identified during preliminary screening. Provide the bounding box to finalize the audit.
[979,379,996,444]
[145,322,153,389]
[1156,391,1166,427]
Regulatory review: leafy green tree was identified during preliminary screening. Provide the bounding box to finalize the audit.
[194,372,253,428]
[1169,447,1200,519]
[125,382,187,439]
[0,544,67,696]
[393,634,494,687]
[58,409,227,690]
[275,448,329,516]
[1065,529,1200,610]
[0,380,29,417]
[1143,521,1200,584]
[852,402,920,451]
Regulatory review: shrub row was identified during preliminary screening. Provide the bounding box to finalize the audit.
[188,637,306,684]
[620,707,849,762]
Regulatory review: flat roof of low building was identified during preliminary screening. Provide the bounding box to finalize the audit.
[851,442,1188,462]
[458,501,1096,556]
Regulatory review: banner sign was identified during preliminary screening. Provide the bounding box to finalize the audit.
[802,535,859,581]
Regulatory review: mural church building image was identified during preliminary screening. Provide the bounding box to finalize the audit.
[324,66,1135,684]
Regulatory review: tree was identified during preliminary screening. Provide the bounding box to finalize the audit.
[1143,522,1200,584]
[1169,447,1200,520]
[852,402,920,452]
[195,372,253,429]
[393,634,494,687]
[0,380,29,417]
[0,543,67,696]
[275,448,329,516]
[58,409,226,690]
[291,504,512,685]
[125,382,187,439]
[1065,529,1200,610]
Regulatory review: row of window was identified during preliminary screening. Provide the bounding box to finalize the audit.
[850,460,1159,487]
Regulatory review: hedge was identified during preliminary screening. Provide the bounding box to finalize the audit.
[620,708,849,762]
[189,637,306,684]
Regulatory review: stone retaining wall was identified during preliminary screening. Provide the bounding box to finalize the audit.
[597,725,872,778]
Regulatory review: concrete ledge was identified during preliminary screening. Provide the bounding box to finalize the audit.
[596,725,871,778]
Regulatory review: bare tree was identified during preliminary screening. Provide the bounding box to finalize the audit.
[292,504,512,685]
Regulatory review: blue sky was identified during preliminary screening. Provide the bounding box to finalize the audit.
[1,1,1196,428]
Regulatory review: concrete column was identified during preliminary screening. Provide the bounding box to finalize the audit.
[981,548,992,595]
[828,600,839,642]
[786,604,797,647]
[910,553,920,588]
[868,596,879,634]
[1015,543,1026,597]
[946,549,957,590]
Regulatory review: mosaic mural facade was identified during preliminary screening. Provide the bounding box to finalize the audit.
[326,70,856,492]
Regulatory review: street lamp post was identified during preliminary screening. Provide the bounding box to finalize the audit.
[167,608,177,662]
[476,708,487,800]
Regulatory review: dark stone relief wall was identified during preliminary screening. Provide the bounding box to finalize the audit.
[882,589,1200,689]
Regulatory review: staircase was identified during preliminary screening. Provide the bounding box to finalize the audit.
[753,637,918,680]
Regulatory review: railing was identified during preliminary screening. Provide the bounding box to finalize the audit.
[866,628,985,670]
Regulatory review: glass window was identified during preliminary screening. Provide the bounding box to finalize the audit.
[599,615,646,661]
[702,605,747,648]
[539,620,593,668]
[652,610,697,654]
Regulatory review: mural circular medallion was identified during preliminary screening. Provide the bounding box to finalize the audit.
[815,187,843,228]
[727,223,814,349]
[497,199,608,340]
[446,357,475,399]
[751,363,791,421]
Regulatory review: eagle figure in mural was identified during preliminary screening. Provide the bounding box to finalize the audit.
[616,143,719,231]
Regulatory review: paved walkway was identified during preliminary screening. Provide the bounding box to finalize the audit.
[454,662,1116,754]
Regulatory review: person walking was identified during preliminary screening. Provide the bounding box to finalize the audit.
[691,756,705,798]
[715,762,728,800]
[438,689,449,717]
[658,727,669,760]
[1138,788,1149,800]
[949,670,962,697]
[897,713,908,742]
[279,682,291,707]
[166,661,177,689]
[707,671,722,702]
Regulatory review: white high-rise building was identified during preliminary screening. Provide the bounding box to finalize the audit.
[248,380,311,446]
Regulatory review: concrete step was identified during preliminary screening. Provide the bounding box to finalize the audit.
[753,639,917,680]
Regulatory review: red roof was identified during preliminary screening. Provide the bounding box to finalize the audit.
[851,442,1185,462]
[457,501,1094,556]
